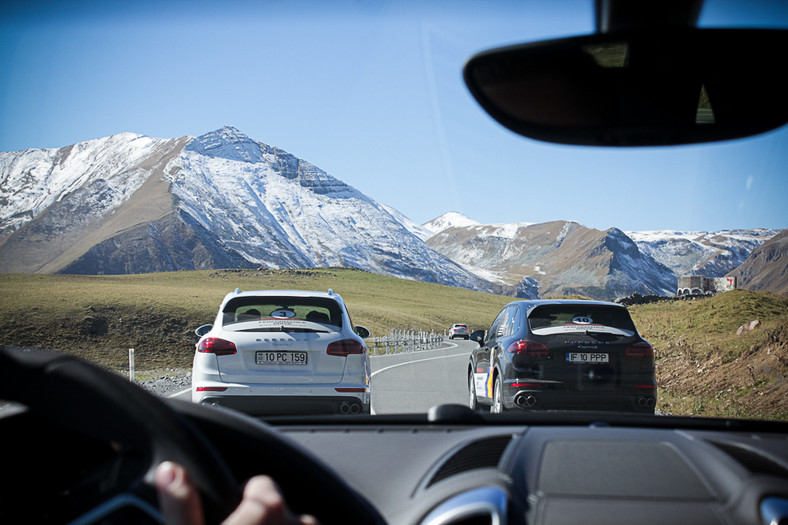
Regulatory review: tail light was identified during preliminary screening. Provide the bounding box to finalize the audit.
[507,340,548,356]
[196,386,228,392]
[198,337,237,356]
[327,339,366,357]
[626,342,654,357]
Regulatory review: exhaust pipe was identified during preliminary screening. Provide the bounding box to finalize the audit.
[339,402,351,414]
[637,396,656,409]
[515,394,537,408]
[350,403,361,414]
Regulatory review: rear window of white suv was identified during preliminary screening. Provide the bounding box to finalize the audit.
[221,296,344,330]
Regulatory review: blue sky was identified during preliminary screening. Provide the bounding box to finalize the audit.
[1,0,787,232]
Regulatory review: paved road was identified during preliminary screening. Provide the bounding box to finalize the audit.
[370,340,473,414]
[167,339,476,414]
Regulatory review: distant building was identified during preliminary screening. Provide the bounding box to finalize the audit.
[677,275,736,296]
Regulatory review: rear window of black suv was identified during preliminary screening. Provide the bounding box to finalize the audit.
[528,304,637,336]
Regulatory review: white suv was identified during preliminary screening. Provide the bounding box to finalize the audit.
[449,323,470,340]
[192,289,371,415]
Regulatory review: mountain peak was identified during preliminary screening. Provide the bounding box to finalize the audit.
[423,212,480,233]
[185,126,268,163]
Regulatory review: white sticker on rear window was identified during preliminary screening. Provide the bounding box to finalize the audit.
[270,309,296,318]
[532,325,634,337]
[572,316,593,324]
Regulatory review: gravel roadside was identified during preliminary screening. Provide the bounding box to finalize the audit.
[137,369,192,398]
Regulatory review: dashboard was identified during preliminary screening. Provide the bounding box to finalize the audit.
[279,418,788,525]
[2,383,788,525]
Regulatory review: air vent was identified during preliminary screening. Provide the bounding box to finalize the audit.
[427,436,512,487]
[709,440,788,478]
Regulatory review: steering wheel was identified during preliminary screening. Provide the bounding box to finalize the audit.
[0,346,240,523]
[0,347,385,524]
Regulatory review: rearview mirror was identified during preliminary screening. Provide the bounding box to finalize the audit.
[355,326,371,339]
[464,29,788,146]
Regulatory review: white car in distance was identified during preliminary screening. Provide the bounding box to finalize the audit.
[449,323,471,340]
[192,289,371,415]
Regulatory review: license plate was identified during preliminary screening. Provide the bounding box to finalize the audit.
[566,352,609,363]
[256,351,308,366]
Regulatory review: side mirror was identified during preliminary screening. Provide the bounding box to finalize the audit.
[195,324,213,337]
[355,326,370,339]
[470,330,485,346]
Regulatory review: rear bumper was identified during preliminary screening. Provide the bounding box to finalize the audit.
[197,394,369,415]
[504,385,656,414]
[192,382,370,415]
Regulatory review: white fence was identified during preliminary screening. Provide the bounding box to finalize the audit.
[369,329,446,355]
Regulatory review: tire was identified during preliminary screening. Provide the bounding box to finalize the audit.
[491,375,504,414]
[468,372,486,413]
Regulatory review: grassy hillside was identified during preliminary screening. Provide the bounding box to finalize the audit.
[2,271,786,420]
[630,289,788,421]
[0,268,510,371]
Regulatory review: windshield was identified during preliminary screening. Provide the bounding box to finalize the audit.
[0,0,785,423]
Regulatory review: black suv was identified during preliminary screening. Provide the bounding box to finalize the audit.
[469,300,656,414]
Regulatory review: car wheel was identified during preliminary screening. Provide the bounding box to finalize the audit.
[468,372,486,413]
[491,375,504,414]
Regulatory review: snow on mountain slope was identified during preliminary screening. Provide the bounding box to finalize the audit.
[382,204,432,242]
[166,127,488,289]
[0,133,176,238]
[0,134,189,273]
[626,229,779,277]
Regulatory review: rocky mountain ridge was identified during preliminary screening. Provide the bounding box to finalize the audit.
[424,211,784,298]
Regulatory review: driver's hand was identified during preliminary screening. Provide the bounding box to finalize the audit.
[155,461,319,525]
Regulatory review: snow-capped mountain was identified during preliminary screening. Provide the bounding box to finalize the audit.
[626,229,780,277]
[423,213,781,299]
[0,133,190,273]
[2,128,779,300]
[425,216,676,300]
[423,211,481,234]
[0,127,490,292]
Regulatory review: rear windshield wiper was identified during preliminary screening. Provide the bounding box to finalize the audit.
[239,326,332,333]
[583,327,632,338]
